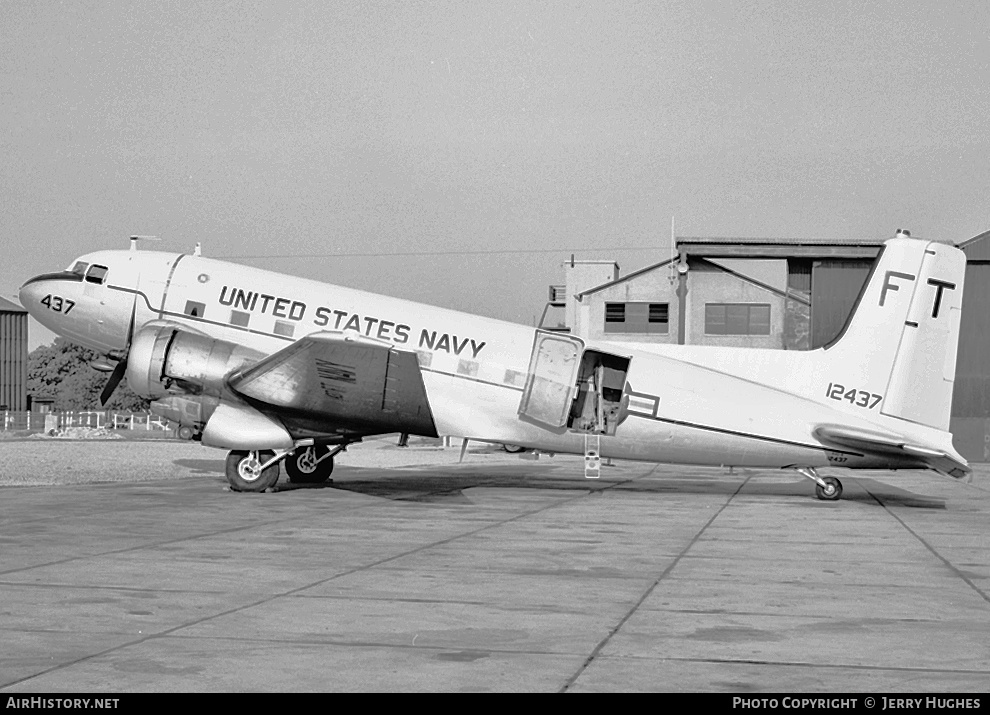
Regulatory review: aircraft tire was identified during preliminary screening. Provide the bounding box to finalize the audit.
[285,445,334,484]
[502,444,526,453]
[226,450,280,492]
[815,476,843,501]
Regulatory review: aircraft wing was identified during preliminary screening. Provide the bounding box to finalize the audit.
[226,332,438,438]
[813,424,970,479]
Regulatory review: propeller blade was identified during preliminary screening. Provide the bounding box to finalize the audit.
[100,357,128,406]
[100,298,139,406]
[124,298,137,345]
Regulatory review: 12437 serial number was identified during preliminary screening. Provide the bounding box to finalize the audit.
[826,383,882,409]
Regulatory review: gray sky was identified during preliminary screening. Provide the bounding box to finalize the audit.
[3,0,989,349]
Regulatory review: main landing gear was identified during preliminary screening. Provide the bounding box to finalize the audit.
[226,450,280,492]
[796,467,843,501]
[284,444,336,485]
[225,444,343,492]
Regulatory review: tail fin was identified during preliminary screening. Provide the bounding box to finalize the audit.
[820,234,965,432]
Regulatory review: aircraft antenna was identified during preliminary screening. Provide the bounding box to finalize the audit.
[194,242,202,256]
[129,235,160,251]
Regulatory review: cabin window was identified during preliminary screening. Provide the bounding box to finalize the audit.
[705,303,771,335]
[230,310,250,327]
[457,359,479,377]
[604,302,668,334]
[184,300,206,318]
[85,265,108,285]
[273,320,295,338]
[416,351,433,368]
[71,262,88,276]
[504,369,527,387]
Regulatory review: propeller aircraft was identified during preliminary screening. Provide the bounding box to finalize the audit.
[19,232,970,499]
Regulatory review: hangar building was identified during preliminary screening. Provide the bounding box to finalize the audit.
[540,231,990,462]
[0,296,29,411]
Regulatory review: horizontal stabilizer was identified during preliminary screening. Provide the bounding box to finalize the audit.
[814,424,970,480]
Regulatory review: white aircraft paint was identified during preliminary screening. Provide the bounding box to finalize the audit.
[20,234,969,496]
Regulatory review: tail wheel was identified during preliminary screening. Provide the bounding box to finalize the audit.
[285,444,335,484]
[815,476,843,501]
[226,450,280,492]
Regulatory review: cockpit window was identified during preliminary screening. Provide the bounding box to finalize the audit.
[85,265,108,284]
[71,261,88,276]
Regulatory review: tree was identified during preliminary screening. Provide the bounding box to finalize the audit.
[27,338,151,411]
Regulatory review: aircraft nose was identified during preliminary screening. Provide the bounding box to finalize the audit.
[18,270,81,332]
[18,275,48,317]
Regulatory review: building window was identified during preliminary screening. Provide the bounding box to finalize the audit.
[184,300,206,318]
[273,320,295,338]
[605,303,625,324]
[705,303,771,335]
[230,310,250,327]
[604,302,669,334]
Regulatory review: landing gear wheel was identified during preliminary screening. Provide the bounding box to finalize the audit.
[226,450,280,492]
[285,445,334,484]
[815,476,843,501]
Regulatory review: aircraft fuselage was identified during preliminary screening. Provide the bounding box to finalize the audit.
[21,247,947,473]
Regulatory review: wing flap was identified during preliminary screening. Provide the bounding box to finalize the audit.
[227,332,438,438]
[814,424,970,479]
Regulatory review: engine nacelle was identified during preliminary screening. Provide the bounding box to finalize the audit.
[200,400,294,450]
[126,321,267,399]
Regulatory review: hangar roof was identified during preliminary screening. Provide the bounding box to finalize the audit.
[958,230,990,261]
[575,230,990,298]
[676,236,884,259]
[0,296,26,314]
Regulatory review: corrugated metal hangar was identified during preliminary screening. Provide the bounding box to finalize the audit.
[540,231,990,462]
[0,296,29,411]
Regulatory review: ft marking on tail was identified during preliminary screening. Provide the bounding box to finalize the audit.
[880,269,956,319]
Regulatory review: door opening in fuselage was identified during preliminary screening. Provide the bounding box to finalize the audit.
[567,350,630,436]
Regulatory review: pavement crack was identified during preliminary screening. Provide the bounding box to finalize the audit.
[559,474,752,692]
[0,476,621,690]
[863,485,990,606]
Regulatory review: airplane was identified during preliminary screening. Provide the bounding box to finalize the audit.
[19,231,970,499]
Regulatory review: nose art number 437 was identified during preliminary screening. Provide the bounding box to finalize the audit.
[40,294,75,314]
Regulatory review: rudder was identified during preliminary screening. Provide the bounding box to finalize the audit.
[880,240,965,430]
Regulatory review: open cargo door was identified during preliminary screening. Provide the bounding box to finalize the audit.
[517,331,584,428]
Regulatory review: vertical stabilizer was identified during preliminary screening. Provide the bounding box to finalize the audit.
[820,234,965,432]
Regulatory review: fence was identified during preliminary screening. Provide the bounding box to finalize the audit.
[1,411,171,432]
